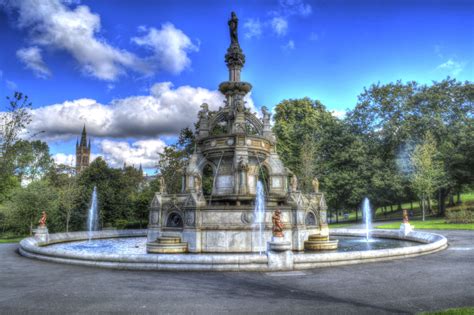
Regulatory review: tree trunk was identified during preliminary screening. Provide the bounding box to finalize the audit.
[336,209,339,224]
[457,191,462,205]
[397,203,402,211]
[410,201,413,211]
[390,204,393,212]
[449,194,455,206]
[355,208,358,222]
[427,198,432,214]
[30,221,33,236]
[422,196,426,221]
[66,212,70,233]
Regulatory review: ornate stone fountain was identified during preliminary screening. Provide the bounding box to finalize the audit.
[146,12,330,253]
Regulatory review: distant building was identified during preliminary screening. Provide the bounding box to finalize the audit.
[76,125,91,174]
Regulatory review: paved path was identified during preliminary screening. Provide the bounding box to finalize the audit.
[1,230,473,314]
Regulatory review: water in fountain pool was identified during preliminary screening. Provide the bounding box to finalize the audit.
[47,236,418,255]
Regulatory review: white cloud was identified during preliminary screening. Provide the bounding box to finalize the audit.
[5,80,18,90]
[330,110,346,119]
[100,139,166,168]
[243,19,263,39]
[132,24,198,75]
[282,40,295,51]
[436,58,465,76]
[26,81,257,141]
[52,153,75,166]
[271,17,288,37]
[16,46,51,78]
[278,0,312,17]
[3,0,196,80]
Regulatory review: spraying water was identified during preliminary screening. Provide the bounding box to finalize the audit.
[362,197,372,241]
[87,186,99,242]
[254,181,265,255]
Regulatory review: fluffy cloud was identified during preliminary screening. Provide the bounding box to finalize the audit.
[277,0,312,17]
[243,19,263,39]
[52,139,165,169]
[99,139,166,168]
[436,59,465,76]
[27,82,256,141]
[132,24,199,75]
[3,0,196,80]
[271,17,288,36]
[282,40,295,51]
[330,109,346,119]
[16,47,51,78]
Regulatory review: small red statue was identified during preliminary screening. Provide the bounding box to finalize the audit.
[402,209,409,224]
[272,209,284,237]
[39,211,47,226]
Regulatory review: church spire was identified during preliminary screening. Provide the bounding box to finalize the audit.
[80,124,87,147]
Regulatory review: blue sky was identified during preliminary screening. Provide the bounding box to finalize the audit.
[0,0,472,173]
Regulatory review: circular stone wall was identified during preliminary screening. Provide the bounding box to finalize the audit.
[19,228,447,271]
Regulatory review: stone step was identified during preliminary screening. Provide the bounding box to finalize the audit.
[308,234,329,241]
[146,241,188,254]
[156,236,182,244]
[304,239,339,251]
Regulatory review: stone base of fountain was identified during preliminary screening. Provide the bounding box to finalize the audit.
[399,223,414,236]
[34,225,49,243]
[146,236,188,254]
[268,236,292,252]
[304,234,339,251]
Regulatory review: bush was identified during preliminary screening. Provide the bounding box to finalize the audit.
[446,207,473,224]
[114,219,128,230]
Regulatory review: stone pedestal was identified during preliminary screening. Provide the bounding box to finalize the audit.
[267,236,293,270]
[399,223,414,236]
[34,225,49,243]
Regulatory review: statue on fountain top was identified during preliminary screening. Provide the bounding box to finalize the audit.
[272,209,284,237]
[38,211,47,226]
[228,11,239,45]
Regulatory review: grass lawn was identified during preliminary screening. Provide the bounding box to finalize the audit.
[420,307,474,315]
[0,233,27,243]
[376,219,474,230]
[327,223,356,228]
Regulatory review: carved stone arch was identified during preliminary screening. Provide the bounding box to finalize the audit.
[244,112,263,135]
[305,211,317,226]
[163,205,184,228]
[209,109,230,135]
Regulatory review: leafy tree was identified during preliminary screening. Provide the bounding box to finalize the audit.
[0,92,32,199]
[4,180,58,235]
[12,140,53,183]
[410,132,446,221]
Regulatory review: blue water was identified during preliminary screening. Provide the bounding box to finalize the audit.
[47,236,418,255]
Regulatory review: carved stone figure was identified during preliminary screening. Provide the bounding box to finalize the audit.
[290,174,298,192]
[261,106,271,125]
[272,209,284,237]
[159,176,166,194]
[312,177,319,193]
[228,12,239,45]
[39,211,47,226]
[194,173,202,193]
[238,156,248,172]
[199,103,209,120]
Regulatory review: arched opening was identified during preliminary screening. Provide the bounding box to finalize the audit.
[166,212,183,228]
[305,212,316,226]
[257,165,270,195]
[210,120,228,136]
[202,164,214,196]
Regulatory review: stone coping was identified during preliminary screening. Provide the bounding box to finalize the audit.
[19,228,447,271]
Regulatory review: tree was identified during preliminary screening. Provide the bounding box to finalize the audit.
[0,92,32,199]
[5,180,58,235]
[157,128,195,194]
[410,132,446,221]
[11,140,53,183]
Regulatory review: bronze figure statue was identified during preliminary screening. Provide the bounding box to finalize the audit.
[228,12,239,45]
[272,209,284,237]
[39,211,47,226]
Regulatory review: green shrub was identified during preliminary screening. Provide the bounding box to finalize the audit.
[114,219,129,230]
[446,207,473,224]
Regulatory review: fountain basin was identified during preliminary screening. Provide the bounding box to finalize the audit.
[19,228,447,271]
